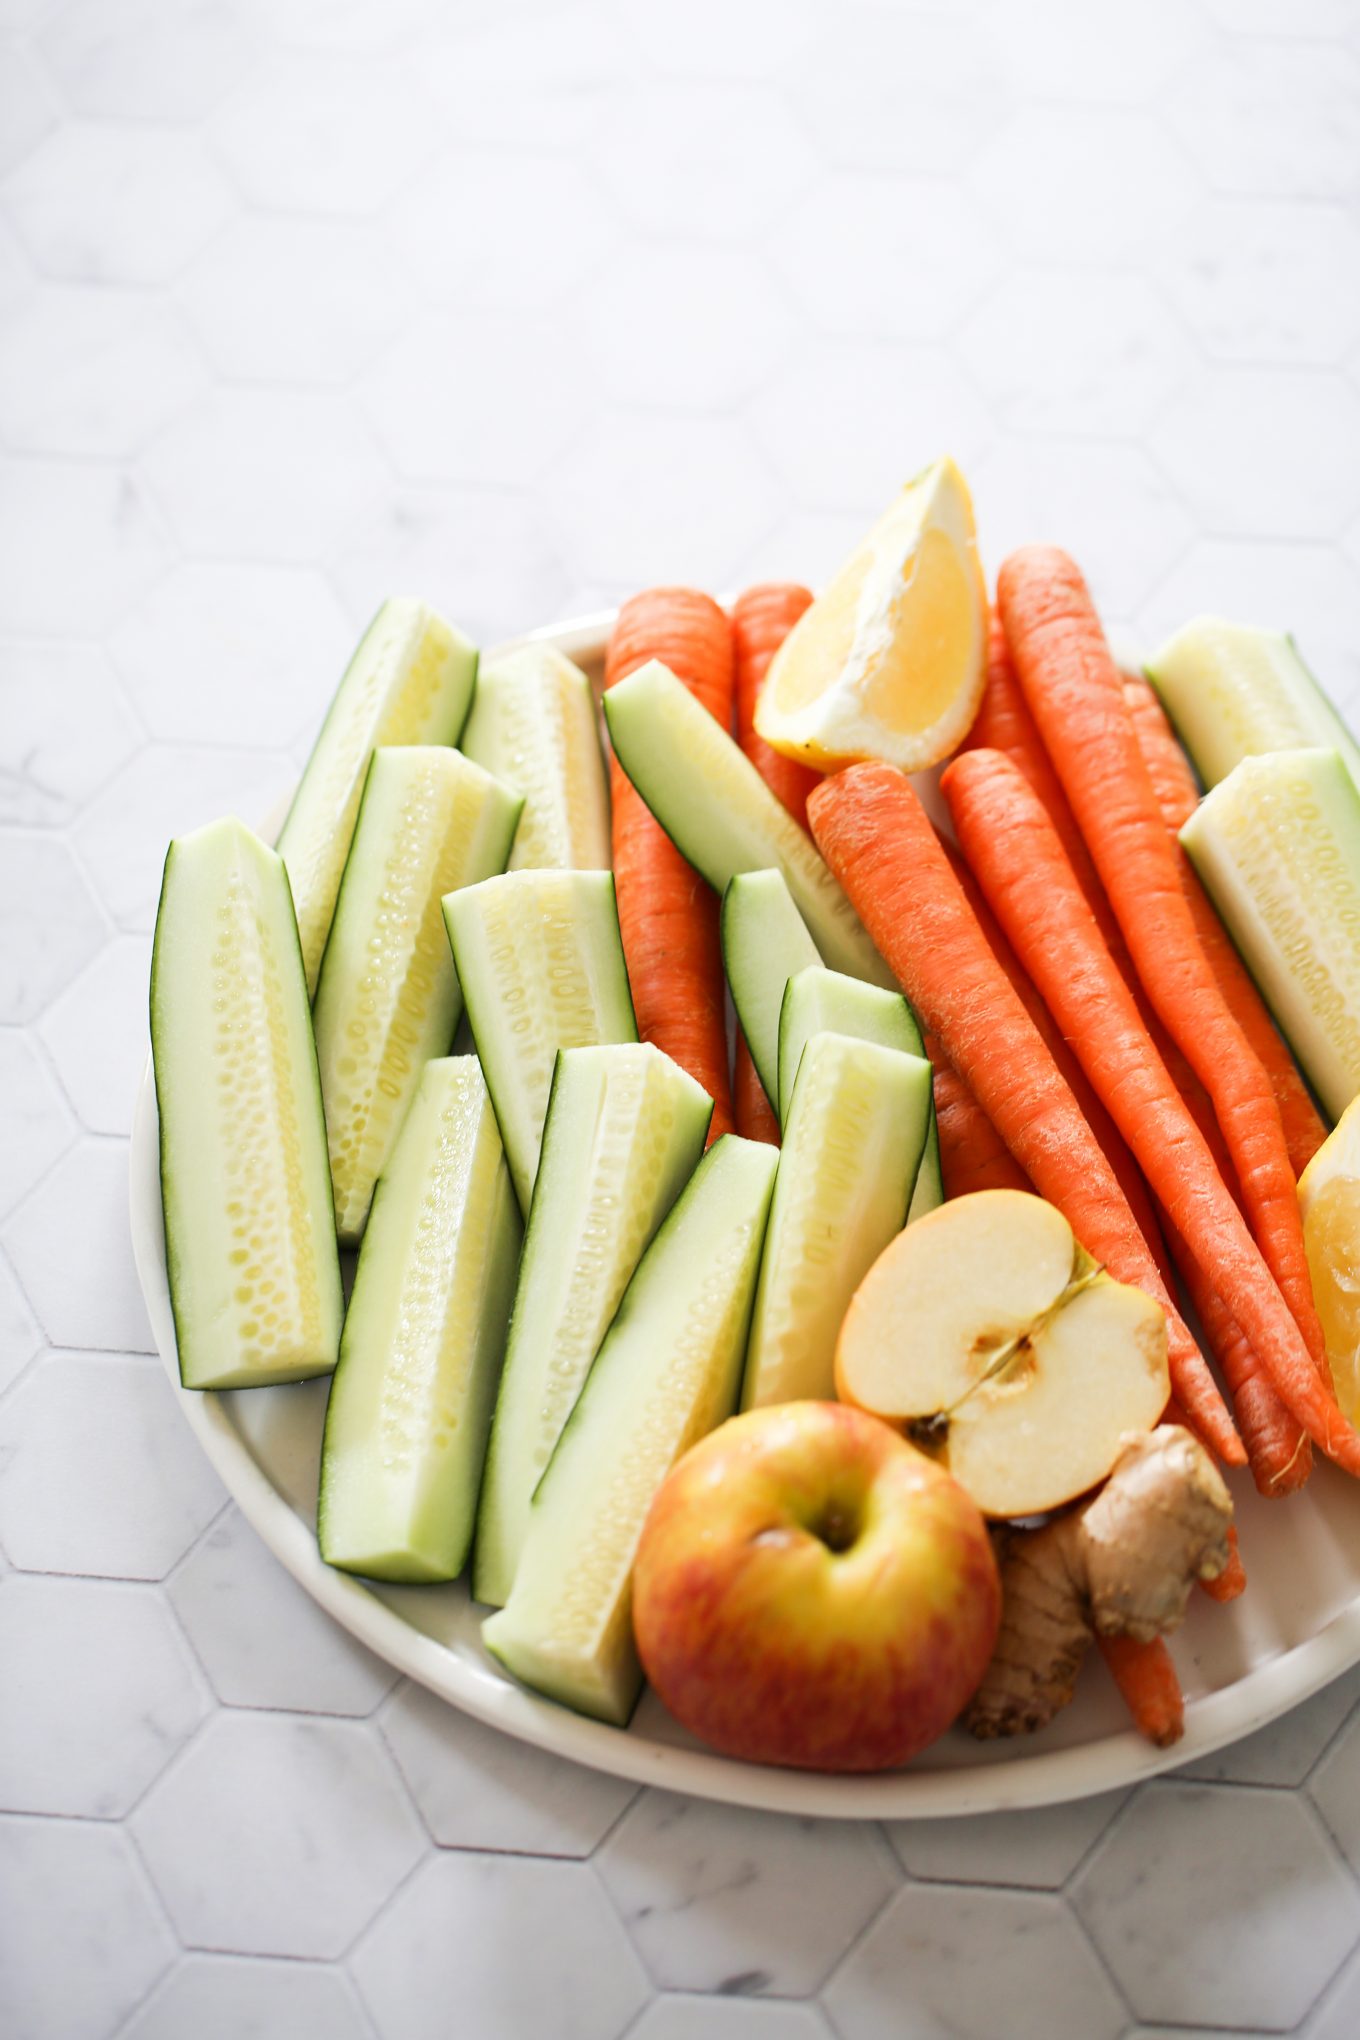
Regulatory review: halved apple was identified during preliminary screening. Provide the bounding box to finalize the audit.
[835,1190,1170,1517]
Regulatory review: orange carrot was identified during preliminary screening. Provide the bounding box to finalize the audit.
[930,1052,1032,1198]
[734,1033,780,1146]
[605,590,735,1141]
[1201,1525,1247,1604]
[1098,1635,1184,1747]
[941,744,1359,1476]
[1123,672,1327,1177]
[998,548,1325,1370]
[808,762,1242,1464]
[732,585,821,829]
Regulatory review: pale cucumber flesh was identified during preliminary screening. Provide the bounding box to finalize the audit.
[151,817,343,1391]
[443,869,637,1216]
[1181,747,1360,1123]
[482,1135,777,1725]
[312,746,522,1245]
[605,660,893,987]
[721,868,820,1108]
[742,1031,933,1410]
[460,645,611,873]
[277,599,478,993]
[318,1058,522,1583]
[472,1042,712,1608]
[1147,616,1360,794]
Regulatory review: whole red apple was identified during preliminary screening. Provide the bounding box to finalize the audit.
[632,1400,1000,1771]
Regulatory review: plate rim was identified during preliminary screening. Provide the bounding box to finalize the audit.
[128,604,1360,1821]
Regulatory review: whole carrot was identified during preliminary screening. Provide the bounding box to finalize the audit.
[1123,672,1327,1177]
[732,585,821,828]
[808,761,1242,1464]
[941,745,1359,1476]
[605,590,735,1141]
[998,548,1325,1368]
[1097,1636,1184,1747]
[734,1034,780,1145]
[930,1051,1032,1198]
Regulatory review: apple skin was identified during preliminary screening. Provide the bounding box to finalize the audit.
[632,1400,1001,1772]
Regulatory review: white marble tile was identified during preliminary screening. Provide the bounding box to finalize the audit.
[109,560,353,751]
[887,1789,1131,1890]
[38,933,152,1138]
[350,1851,648,2040]
[1152,367,1360,541]
[596,1791,893,1997]
[0,1350,223,1576]
[1072,1780,1360,2030]
[140,388,388,565]
[0,460,168,634]
[971,106,1201,268]
[0,1247,41,1398]
[0,1815,176,2040]
[177,213,413,387]
[0,1573,207,1817]
[0,209,36,321]
[788,7,1002,176]
[208,49,437,215]
[0,835,105,1025]
[2,1139,154,1352]
[1159,198,1360,367]
[1310,1941,1360,2040]
[169,1506,396,1715]
[1167,39,1360,200]
[0,36,58,175]
[823,1882,1124,2040]
[361,307,598,487]
[1203,0,1353,30]
[380,1678,636,1854]
[751,342,993,516]
[768,177,997,346]
[573,245,791,415]
[631,1999,831,2040]
[72,743,294,931]
[132,1711,426,1957]
[0,285,207,459]
[1309,1709,1360,1878]
[0,1028,73,1214]
[5,122,236,284]
[415,7,639,153]
[39,0,258,123]
[122,1954,374,2040]
[547,411,780,591]
[389,148,620,313]
[0,642,142,830]
[252,0,435,56]
[959,271,1193,438]
[987,0,1207,103]
[587,79,815,242]
[1178,1666,1360,1788]
[612,0,830,78]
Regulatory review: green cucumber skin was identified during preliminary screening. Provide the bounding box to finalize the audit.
[1146,620,1360,795]
[151,820,343,1392]
[460,648,611,873]
[721,870,821,1109]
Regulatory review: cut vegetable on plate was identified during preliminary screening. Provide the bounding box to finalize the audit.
[473,1043,713,1609]
[443,868,638,1216]
[277,599,478,992]
[482,1134,778,1726]
[312,746,523,1245]
[151,817,343,1392]
[318,1057,521,1583]
[459,643,611,873]
[1299,1093,1360,1428]
[721,867,821,1111]
[754,458,988,773]
[1182,747,1360,1126]
[1146,616,1360,793]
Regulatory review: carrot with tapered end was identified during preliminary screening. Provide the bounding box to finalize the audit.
[1098,1636,1185,1747]
[941,745,1360,1476]
[1123,671,1327,1177]
[733,585,821,828]
[734,1034,780,1145]
[1201,1526,1247,1603]
[998,548,1325,1368]
[606,591,735,1141]
[808,762,1242,1464]
[930,1052,1032,1197]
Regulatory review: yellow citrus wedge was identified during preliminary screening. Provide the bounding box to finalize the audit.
[755,457,988,773]
[1298,1092,1360,1425]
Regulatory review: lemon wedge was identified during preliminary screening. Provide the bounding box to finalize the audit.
[1298,1092,1360,1424]
[755,457,988,773]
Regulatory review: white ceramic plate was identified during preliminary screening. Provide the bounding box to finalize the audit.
[130,606,1360,1819]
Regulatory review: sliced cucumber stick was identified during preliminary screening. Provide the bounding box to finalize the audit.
[443,870,637,1215]
[483,1134,777,1724]
[151,818,342,1391]
[1181,748,1360,1121]
[721,869,820,1109]
[1147,617,1360,793]
[278,600,477,992]
[312,746,521,1244]
[318,1058,522,1583]
[460,645,611,872]
[473,1043,712,1608]
[742,1032,933,1409]
[605,661,892,987]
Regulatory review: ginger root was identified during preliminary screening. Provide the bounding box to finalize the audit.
[966,1427,1233,1740]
